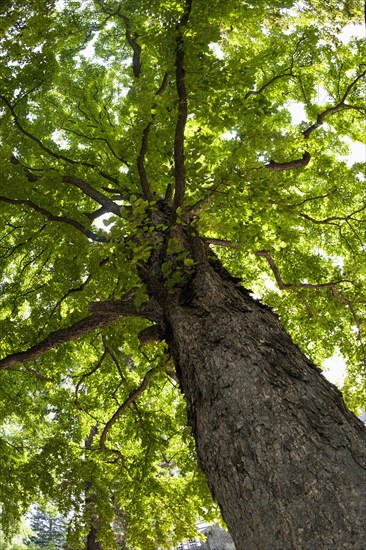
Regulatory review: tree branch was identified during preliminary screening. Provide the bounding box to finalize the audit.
[302,69,366,139]
[288,189,338,207]
[75,349,108,400]
[244,71,292,100]
[172,0,192,212]
[0,295,155,371]
[102,335,126,382]
[300,203,366,226]
[117,14,141,78]
[1,96,121,186]
[0,195,106,242]
[60,124,128,164]
[0,315,119,371]
[22,363,53,382]
[10,154,121,215]
[302,103,363,139]
[88,297,162,323]
[201,239,316,316]
[254,249,359,318]
[85,205,112,221]
[137,73,169,201]
[48,259,109,322]
[205,237,242,249]
[61,176,121,216]
[255,249,345,291]
[266,70,366,172]
[99,368,156,456]
[340,68,366,103]
[266,151,311,172]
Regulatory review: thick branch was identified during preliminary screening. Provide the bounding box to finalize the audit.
[0,315,119,371]
[205,237,242,249]
[88,297,162,323]
[172,0,192,212]
[61,176,121,216]
[0,296,154,371]
[0,195,106,242]
[266,151,311,172]
[137,73,169,201]
[166,369,179,384]
[118,14,141,78]
[85,205,111,221]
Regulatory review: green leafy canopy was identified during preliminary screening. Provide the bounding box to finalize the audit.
[0,0,365,547]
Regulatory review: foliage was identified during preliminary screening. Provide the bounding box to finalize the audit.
[0,513,32,550]
[0,0,365,548]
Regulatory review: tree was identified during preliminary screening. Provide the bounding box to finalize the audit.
[0,0,365,548]
[28,508,66,549]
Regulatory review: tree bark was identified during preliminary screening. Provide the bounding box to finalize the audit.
[163,257,366,550]
[86,526,102,550]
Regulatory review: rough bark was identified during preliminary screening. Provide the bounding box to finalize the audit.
[162,256,366,550]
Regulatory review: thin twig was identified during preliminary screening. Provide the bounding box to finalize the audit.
[302,69,366,139]
[22,363,53,382]
[300,203,366,226]
[99,368,157,458]
[255,250,345,290]
[48,259,109,321]
[244,71,292,99]
[75,350,108,400]
[1,95,121,186]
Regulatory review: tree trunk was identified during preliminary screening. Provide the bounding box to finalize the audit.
[85,425,102,550]
[163,259,366,550]
[86,526,102,550]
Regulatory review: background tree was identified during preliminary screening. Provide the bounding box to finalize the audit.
[27,508,66,550]
[0,0,365,549]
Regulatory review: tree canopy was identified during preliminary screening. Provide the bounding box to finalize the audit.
[0,0,365,548]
